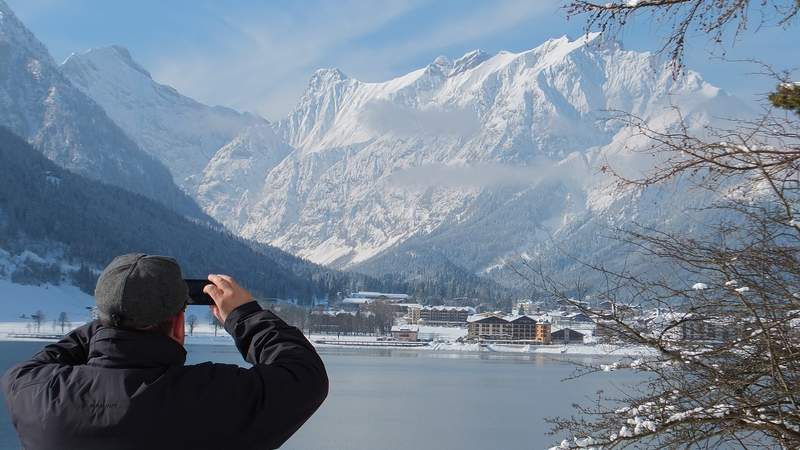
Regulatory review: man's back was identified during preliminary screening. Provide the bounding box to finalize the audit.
[2,302,329,450]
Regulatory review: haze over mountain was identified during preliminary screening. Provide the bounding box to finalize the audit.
[0,1,201,217]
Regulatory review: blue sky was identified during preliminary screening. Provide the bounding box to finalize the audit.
[7,0,799,120]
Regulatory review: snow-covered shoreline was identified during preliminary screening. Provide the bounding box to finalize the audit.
[0,321,656,357]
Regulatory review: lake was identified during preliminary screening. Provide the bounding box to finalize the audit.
[0,341,641,450]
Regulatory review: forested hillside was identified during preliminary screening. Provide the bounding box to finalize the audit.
[0,126,360,302]
[0,126,512,304]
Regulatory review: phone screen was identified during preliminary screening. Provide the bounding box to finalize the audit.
[185,279,214,305]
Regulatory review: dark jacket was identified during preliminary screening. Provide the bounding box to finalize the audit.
[1,302,328,450]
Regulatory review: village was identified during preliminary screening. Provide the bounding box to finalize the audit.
[304,291,736,352]
[2,286,750,356]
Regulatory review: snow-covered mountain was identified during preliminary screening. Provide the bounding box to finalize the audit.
[61,46,265,192]
[0,0,201,217]
[44,17,745,287]
[213,33,742,280]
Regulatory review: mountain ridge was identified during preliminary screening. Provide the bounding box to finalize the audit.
[40,16,747,290]
[243,33,741,279]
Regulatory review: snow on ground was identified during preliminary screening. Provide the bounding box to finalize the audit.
[486,343,656,356]
[306,333,653,356]
[0,321,80,341]
[417,325,468,341]
[429,342,481,352]
[0,279,94,322]
[183,321,235,345]
[0,322,655,356]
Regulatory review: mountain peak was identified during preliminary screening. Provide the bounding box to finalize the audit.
[311,68,348,83]
[450,49,491,76]
[426,55,453,75]
[542,32,619,54]
[432,55,451,66]
[456,49,487,62]
[521,31,621,68]
[62,45,152,79]
[109,45,147,71]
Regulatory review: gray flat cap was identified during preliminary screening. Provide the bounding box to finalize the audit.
[95,253,189,328]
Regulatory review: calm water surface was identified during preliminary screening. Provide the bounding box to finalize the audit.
[0,341,641,450]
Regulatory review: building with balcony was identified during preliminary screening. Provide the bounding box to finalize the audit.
[409,305,475,326]
[466,314,551,344]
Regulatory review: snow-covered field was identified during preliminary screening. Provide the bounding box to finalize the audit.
[417,325,468,341]
[0,279,94,322]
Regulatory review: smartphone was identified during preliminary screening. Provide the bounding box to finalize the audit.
[185,279,214,305]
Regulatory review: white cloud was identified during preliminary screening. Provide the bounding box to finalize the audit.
[151,0,424,119]
[151,1,557,120]
[331,0,558,84]
[375,0,557,61]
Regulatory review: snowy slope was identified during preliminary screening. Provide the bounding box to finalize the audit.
[61,46,265,191]
[211,33,743,275]
[0,249,94,322]
[0,279,94,323]
[0,0,202,217]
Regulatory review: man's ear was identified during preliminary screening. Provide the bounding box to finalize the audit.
[171,310,185,344]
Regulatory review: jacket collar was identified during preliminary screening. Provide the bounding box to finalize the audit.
[87,326,187,369]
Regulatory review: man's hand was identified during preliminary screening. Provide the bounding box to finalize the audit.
[203,274,254,324]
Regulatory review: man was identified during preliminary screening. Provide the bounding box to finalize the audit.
[1,253,329,449]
